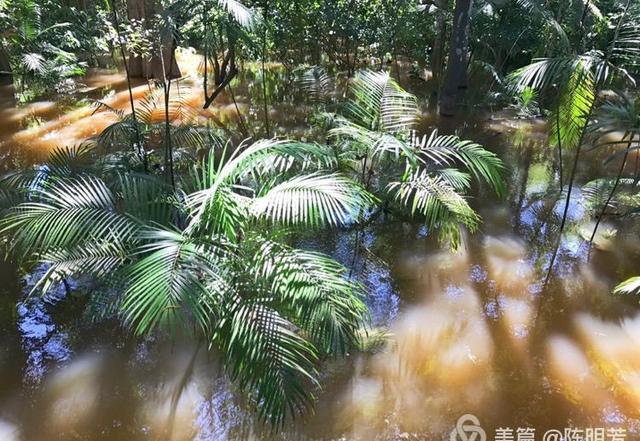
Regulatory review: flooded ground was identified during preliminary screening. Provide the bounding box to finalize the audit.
[1,53,640,440]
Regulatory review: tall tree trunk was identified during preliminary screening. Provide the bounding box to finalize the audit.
[0,43,12,86]
[126,0,181,79]
[439,0,472,117]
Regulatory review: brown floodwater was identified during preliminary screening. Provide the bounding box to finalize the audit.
[1,53,640,441]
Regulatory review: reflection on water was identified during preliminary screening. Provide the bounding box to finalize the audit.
[1,55,640,440]
[18,266,72,384]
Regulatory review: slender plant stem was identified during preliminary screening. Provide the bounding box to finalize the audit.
[261,1,271,138]
[159,36,176,189]
[587,136,633,258]
[228,83,250,138]
[543,141,586,287]
[109,0,146,171]
[202,2,208,102]
[555,103,563,189]
[634,152,640,185]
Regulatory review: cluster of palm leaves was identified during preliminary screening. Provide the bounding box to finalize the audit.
[92,87,209,169]
[507,0,640,283]
[0,138,374,426]
[305,69,505,247]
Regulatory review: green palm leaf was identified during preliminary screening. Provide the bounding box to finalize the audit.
[614,276,640,295]
[345,70,418,132]
[413,130,506,196]
[0,175,139,259]
[250,239,367,355]
[250,173,374,227]
[217,299,318,427]
[122,228,229,336]
[550,61,596,151]
[389,170,480,247]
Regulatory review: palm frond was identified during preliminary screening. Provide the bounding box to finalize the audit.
[250,173,374,228]
[507,56,584,91]
[591,94,640,139]
[515,0,570,50]
[217,0,257,29]
[22,52,45,73]
[614,276,640,295]
[185,140,337,234]
[122,228,228,336]
[300,66,333,105]
[329,120,417,161]
[389,170,480,247]
[118,173,176,227]
[412,130,506,196]
[345,70,418,132]
[249,239,367,355]
[217,299,318,427]
[33,241,128,296]
[46,144,96,177]
[97,115,140,149]
[0,175,139,259]
[549,61,596,151]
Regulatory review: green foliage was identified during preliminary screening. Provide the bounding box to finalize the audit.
[0,138,373,426]
[319,69,505,248]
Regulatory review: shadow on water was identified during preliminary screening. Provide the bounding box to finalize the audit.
[1,54,640,440]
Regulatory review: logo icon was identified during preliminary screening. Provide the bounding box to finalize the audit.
[542,429,563,441]
[450,414,487,441]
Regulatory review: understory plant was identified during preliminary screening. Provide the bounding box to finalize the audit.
[0,138,374,426]
[311,69,505,247]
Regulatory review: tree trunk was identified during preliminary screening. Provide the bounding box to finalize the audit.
[0,43,12,86]
[439,0,472,117]
[126,0,181,79]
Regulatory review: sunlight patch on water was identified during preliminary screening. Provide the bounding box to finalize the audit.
[0,420,20,441]
[334,245,496,438]
[546,335,612,411]
[45,355,103,434]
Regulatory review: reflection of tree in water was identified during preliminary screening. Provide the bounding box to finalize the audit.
[19,265,72,384]
[330,235,640,440]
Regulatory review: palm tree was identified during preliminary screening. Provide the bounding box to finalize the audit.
[93,87,207,179]
[508,0,638,283]
[325,69,505,247]
[0,138,374,427]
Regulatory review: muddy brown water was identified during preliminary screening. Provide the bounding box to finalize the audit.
[1,54,640,440]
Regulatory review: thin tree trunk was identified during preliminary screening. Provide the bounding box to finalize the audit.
[555,103,563,189]
[159,37,177,188]
[439,0,472,116]
[109,0,147,170]
[543,143,585,286]
[228,83,250,138]
[261,1,271,137]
